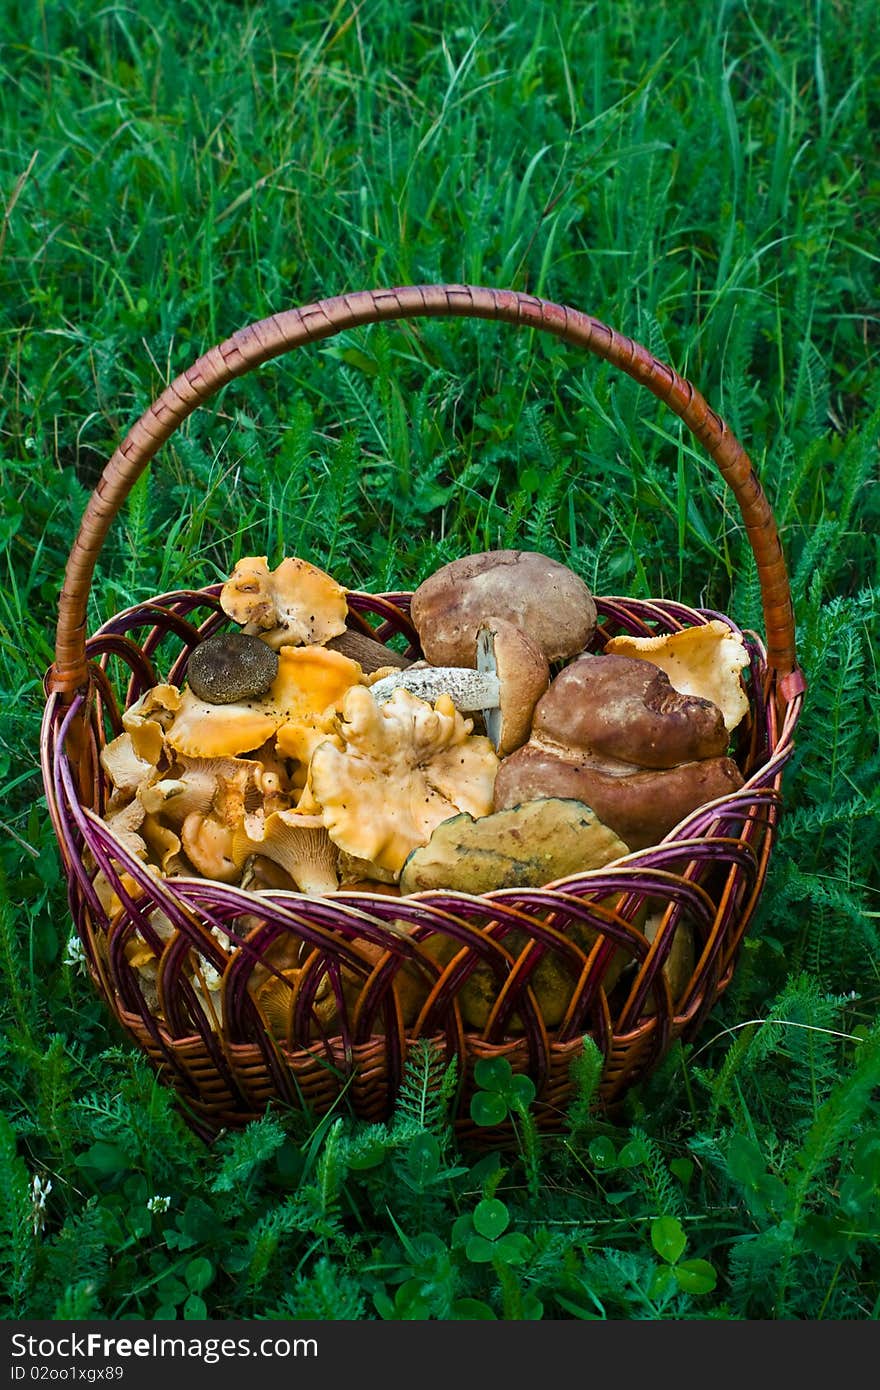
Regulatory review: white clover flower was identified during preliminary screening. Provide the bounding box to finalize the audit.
[63,934,89,976]
[147,1195,172,1215]
[31,1174,52,1235]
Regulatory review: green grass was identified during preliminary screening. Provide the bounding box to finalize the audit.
[1,0,879,1321]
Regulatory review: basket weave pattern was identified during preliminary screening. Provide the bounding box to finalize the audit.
[41,286,805,1141]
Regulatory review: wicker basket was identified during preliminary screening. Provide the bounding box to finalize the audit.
[41,285,805,1143]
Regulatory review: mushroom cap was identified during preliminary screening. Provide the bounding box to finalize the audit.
[187,631,280,704]
[220,555,349,650]
[122,684,182,734]
[476,616,550,755]
[100,730,162,796]
[308,684,499,877]
[165,686,283,759]
[493,743,744,851]
[180,811,240,882]
[531,653,729,770]
[164,644,363,760]
[410,549,597,666]
[603,621,750,733]
[399,797,628,896]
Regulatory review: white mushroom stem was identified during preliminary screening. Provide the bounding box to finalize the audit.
[368,666,500,711]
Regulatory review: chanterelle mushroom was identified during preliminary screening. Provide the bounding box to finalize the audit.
[307,684,499,878]
[220,555,349,650]
[164,644,364,761]
[410,549,597,666]
[233,809,340,896]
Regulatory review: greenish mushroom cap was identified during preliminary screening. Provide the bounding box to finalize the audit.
[399,796,629,895]
[187,631,280,705]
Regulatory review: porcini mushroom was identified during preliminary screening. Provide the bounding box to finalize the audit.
[531,652,730,770]
[410,549,597,666]
[368,617,549,756]
[604,620,750,733]
[493,653,745,851]
[220,555,349,650]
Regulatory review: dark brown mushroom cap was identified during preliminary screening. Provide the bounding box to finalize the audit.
[493,743,744,851]
[187,632,280,705]
[532,653,729,770]
[410,549,597,666]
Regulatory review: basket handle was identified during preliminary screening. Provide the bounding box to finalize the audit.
[48,284,804,703]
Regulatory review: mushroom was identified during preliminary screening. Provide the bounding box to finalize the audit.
[186,631,280,704]
[100,687,180,794]
[233,809,340,896]
[163,644,364,762]
[368,617,549,756]
[399,797,628,895]
[409,549,597,667]
[603,621,751,733]
[220,555,349,650]
[164,686,283,759]
[493,654,745,851]
[396,798,633,1031]
[122,684,182,736]
[100,731,162,798]
[307,684,499,879]
[180,811,240,882]
[326,628,412,672]
[530,652,730,770]
[639,909,696,1016]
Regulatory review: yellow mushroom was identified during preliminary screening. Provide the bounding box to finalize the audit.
[220,555,349,651]
[164,686,283,759]
[308,685,499,879]
[233,809,339,897]
[180,811,240,883]
[163,644,364,763]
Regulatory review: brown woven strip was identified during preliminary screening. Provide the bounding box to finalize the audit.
[49,286,799,695]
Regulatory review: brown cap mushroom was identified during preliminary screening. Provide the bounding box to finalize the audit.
[603,621,750,733]
[493,745,744,852]
[410,549,597,666]
[492,652,744,850]
[530,653,729,770]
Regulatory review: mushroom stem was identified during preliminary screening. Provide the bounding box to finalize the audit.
[368,666,501,711]
[326,629,412,672]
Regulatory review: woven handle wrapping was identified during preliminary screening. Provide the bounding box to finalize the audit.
[48,285,804,701]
